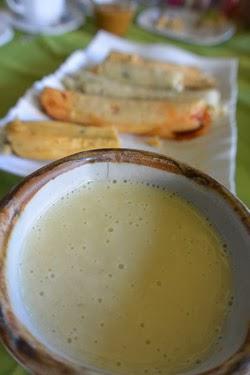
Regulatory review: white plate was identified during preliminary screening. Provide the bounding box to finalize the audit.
[9,2,84,35]
[137,7,236,46]
[0,31,238,192]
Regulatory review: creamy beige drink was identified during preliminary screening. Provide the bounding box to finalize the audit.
[18,181,232,375]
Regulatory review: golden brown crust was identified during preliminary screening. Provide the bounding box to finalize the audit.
[181,66,216,90]
[6,119,120,160]
[40,87,73,121]
[172,109,211,140]
[100,51,216,90]
[40,87,211,140]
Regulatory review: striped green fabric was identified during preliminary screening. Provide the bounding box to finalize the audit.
[0,15,250,374]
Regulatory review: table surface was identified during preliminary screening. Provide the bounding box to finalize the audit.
[0,12,250,374]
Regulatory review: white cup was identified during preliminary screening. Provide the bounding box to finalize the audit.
[6,0,66,26]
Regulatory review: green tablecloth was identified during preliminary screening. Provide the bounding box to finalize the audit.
[0,15,250,374]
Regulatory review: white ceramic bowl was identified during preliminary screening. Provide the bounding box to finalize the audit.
[0,149,249,375]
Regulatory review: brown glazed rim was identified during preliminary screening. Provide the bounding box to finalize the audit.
[0,149,249,375]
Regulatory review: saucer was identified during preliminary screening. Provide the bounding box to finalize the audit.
[0,12,14,46]
[9,3,85,35]
[137,7,235,46]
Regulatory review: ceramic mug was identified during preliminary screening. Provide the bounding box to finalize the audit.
[6,0,65,26]
[0,149,249,374]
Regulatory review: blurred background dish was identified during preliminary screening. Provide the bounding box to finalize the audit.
[137,5,235,45]
[6,0,66,26]
[6,0,85,35]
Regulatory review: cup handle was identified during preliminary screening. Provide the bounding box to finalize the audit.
[6,0,25,15]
